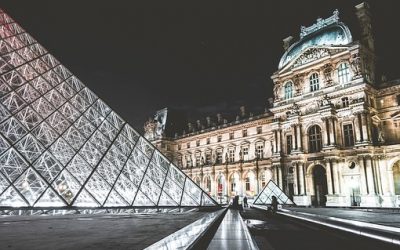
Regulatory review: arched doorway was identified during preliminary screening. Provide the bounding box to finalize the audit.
[394,161,400,195]
[229,172,240,197]
[244,171,256,197]
[204,176,212,195]
[312,165,328,206]
[217,174,226,204]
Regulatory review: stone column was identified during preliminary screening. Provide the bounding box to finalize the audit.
[361,112,369,142]
[326,159,334,195]
[328,118,336,146]
[298,162,305,195]
[292,125,296,151]
[277,130,282,153]
[365,157,376,194]
[293,163,298,195]
[358,157,368,195]
[373,157,383,195]
[322,118,329,147]
[278,166,283,189]
[332,159,341,194]
[354,114,361,143]
[296,124,302,151]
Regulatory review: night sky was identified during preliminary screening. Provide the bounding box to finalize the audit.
[2,1,400,132]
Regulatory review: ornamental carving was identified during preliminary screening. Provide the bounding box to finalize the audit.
[293,74,304,96]
[322,63,333,86]
[350,53,362,78]
[291,48,330,69]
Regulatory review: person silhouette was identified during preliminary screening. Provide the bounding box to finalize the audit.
[271,196,278,213]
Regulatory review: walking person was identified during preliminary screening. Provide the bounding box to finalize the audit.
[271,195,278,214]
[243,196,248,208]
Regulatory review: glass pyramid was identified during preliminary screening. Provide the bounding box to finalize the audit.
[253,180,295,205]
[0,9,217,209]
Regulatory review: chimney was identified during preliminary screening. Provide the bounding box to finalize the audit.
[216,113,222,124]
[240,106,246,117]
[206,116,211,127]
[355,2,374,52]
[283,36,294,51]
[196,120,202,130]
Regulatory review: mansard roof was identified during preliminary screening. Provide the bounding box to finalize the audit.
[278,10,353,69]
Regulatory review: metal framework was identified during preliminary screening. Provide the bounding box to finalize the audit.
[0,9,217,210]
[253,180,295,205]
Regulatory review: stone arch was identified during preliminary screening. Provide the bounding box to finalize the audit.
[307,163,328,206]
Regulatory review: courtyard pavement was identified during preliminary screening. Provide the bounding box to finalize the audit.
[0,211,207,250]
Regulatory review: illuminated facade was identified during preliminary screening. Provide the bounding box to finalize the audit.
[147,3,400,207]
[0,9,216,210]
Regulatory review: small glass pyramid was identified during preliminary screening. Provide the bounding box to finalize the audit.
[0,9,217,209]
[253,180,295,205]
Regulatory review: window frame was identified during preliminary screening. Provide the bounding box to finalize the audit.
[308,125,322,153]
[309,72,320,92]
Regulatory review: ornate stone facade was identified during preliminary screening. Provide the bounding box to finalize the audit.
[146,3,400,207]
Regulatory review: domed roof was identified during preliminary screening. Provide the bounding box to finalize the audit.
[278,11,353,69]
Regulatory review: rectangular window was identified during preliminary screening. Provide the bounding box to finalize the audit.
[186,155,192,168]
[216,150,223,164]
[257,126,262,134]
[256,143,264,159]
[205,152,212,165]
[245,177,250,191]
[178,144,181,150]
[229,132,234,140]
[206,138,210,144]
[342,97,349,108]
[287,135,292,154]
[242,146,249,161]
[242,129,247,137]
[196,140,200,147]
[217,135,222,142]
[396,95,400,105]
[196,154,201,166]
[343,124,354,147]
[229,148,235,162]
[186,142,190,149]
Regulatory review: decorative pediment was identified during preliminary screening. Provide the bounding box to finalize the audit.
[280,47,347,72]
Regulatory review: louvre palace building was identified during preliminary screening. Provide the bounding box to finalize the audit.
[145,3,400,207]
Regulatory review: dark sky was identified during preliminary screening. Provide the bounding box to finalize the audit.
[2,1,400,132]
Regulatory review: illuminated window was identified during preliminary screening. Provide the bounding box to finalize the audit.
[308,125,322,153]
[338,62,350,84]
[242,146,249,160]
[284,81,293,99]
[309,73,319,92]
[245,177,251,191]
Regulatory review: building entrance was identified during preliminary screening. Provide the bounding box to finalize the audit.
[312,165,328,206]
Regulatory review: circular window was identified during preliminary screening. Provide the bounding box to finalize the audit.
[349,162,356,169]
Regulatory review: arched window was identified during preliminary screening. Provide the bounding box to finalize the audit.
[338,62,350,84]
[309,73,319,92]
[284,81,293,99]
[308,125,322,153]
